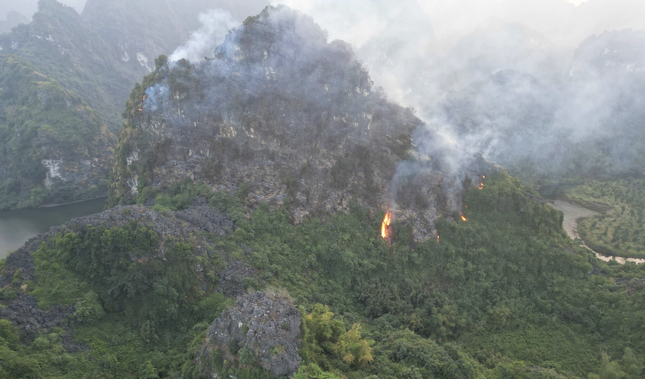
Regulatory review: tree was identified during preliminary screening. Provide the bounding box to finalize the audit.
[598,353,626,379]
[304,304,374,368]
[305,304,345,354]
[139,360,159,379]
[621,348,642,378]
[335,324,373,367]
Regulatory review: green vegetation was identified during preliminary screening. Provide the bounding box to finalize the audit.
[569,179,645,259]
[1,1,132,131]
[301,304,373,370]
[4,171,645,377]
[1,218,233,377]
[0,54,115,209]
[33,220,227,337]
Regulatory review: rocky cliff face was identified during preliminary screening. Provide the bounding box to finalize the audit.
[198,291,302,377]
[109,5,434,231]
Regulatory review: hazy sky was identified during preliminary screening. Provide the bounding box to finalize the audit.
[1,0,86,20]
[2,0,588,21]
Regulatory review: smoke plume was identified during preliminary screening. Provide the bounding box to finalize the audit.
[267,0,645,189]
[169,9,239,63]
[146,1,645,215]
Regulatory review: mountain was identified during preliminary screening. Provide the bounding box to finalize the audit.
[0,0,269,131]
[570,30,645,79]
[81,0,268,84]
[0,0,134,130]
[0,54,114,209]
[2,5,645,379]
[0,0,268,209]
[0,11,29,34]
[108,5,426,230]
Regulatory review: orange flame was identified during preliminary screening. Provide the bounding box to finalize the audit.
[437,235,440,242]
[460,213,467,222]
[138,95,146,112]
[381,212,392,241]
[478,182,484,190]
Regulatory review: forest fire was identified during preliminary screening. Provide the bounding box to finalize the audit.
[138,95,146,112]
[460,213,467,222]
[478,182,484,190]
[381,212,392,242]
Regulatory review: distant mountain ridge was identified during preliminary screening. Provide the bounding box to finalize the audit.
[0,55,115,209]
[0,0,268,131]
[0,11,28,34]
[440,29,645,183]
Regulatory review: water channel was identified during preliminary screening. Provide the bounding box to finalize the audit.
[547,199,645,265]
[0,198,106,259]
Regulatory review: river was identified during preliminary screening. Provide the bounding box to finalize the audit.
[0,198,106,259]
[547,200,645,265]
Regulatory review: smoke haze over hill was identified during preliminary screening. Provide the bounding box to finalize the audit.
[261,0,645,187]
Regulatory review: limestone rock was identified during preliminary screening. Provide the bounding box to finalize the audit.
[201,291,302,377]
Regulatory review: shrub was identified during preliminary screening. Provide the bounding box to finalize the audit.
[228,339,241,355]
[240,347,255,365]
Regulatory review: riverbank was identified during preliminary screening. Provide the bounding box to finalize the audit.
[40,197,107,208]
[547,200,645,265]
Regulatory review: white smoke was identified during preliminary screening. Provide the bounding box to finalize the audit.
[169,9,240,63]
[264,0,645,208]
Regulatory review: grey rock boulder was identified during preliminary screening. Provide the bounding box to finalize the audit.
[203,291,302,377]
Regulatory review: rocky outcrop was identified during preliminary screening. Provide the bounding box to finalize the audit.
[58,205,234,243]
[0,294,82,352]
[199,291,302,377]
[0,234,81,350]
[0,203,260,347]
[53,205,254,297]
